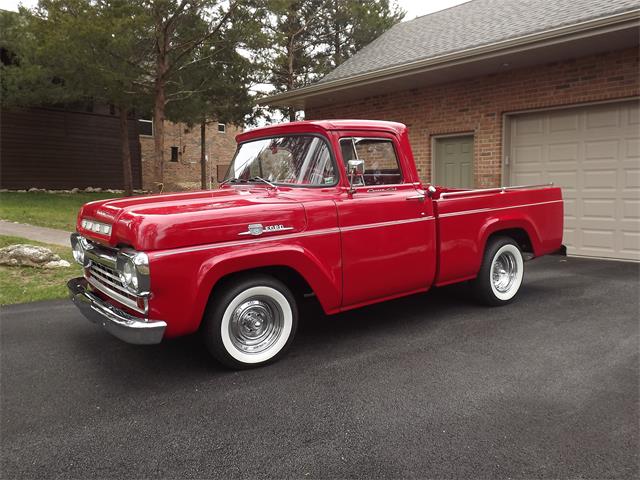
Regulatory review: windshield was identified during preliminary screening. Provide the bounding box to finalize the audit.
[224,135,337,186]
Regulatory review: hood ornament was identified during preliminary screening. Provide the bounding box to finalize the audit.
[239,223,294,236]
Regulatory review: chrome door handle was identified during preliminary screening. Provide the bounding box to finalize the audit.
[406,192,426,201]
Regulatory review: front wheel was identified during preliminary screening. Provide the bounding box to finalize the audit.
[202,274,298,369]
[473,236,524,306]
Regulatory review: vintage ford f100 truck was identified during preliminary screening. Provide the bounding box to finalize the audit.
[68,120,564,368]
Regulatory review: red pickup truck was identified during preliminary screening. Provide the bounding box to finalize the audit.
[68,120,563,368]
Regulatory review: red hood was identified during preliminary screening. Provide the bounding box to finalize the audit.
[77,188,307,251]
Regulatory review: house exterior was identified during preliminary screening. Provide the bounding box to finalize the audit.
[138,119,241,191]
[262,0,640,261]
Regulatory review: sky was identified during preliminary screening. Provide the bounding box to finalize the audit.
[0,0,470,19]
[398,0,469,19]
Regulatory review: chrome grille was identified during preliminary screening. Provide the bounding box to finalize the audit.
[86,258,146,314]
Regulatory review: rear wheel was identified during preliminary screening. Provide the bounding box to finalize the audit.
[203,274,298,369]
[473,236,524,306]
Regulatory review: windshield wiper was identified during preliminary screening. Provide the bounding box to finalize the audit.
[219,177,248,186]
[249,176,278,190]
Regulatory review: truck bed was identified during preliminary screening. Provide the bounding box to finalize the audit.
[432,184,564,286]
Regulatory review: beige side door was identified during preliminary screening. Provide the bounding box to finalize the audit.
[508,100,640,261]
[434,135,474,188]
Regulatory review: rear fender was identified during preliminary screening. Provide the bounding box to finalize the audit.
[478,215,542,258]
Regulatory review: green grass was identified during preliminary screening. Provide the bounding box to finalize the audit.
[0,192,123,231]
[0,235,83,305]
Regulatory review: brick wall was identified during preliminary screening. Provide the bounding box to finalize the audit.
[140,120,241,191]
[306,48,639,187]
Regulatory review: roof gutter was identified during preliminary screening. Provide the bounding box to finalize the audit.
[259,9,640,107]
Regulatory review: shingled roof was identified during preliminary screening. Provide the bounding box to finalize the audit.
[319,0,640,84]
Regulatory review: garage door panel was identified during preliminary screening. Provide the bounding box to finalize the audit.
[513,115,544,135]
[550,112,579,132]
[626,138,639,158]
[583,169,617,191]
[621,232,640,258]
[581,229,616,251]
[549,143,579,163]
[582,198,617,219]
[510,100,640,261]
[623,199,639,219]
[584,140,618,163]
[623,169,640,189]
[513,171,544,185]
[513,145,542,164]
[586,106,620,129]
[563,198,577,220]
[548,171,578,190]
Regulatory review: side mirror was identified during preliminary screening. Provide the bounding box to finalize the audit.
[347,160,365,194]
[348,159,365,176]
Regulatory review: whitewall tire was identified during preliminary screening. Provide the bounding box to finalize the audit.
[473,237,525,306]
[203,275,298,369]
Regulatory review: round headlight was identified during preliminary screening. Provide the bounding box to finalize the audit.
[72,240,84,265]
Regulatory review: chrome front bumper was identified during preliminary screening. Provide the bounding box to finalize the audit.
[68,277,166,345]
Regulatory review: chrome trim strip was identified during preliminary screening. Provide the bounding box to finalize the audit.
[154,217,435,258]
[341,216,435,232]
[154,227,342,257]
[439,183,554,199]
[87,273,147,314]
[438,199,563,218]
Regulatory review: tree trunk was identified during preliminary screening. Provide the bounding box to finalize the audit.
[200,120,207,190]
[287,32,296,122]
[153,75,166,192]
[119,107,133,197]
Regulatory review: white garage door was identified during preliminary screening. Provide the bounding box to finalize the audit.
[509,100,640,261]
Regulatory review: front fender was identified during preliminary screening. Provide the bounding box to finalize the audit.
[197,245,341,315]
[147,236,342,337]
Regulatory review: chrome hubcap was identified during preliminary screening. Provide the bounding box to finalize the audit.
[492,251,517,292]
[229,297,283,354]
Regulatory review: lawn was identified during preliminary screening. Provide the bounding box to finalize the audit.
[0,192,123,231]
[0,235,82,305]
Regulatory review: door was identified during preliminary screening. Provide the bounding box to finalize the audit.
[509,100,639,261]
[336,135,437,307]
[435,135,474,187]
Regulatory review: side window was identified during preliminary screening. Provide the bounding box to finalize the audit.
[340,137,402,186]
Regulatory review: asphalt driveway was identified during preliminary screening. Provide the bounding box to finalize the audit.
[1,256,638,479]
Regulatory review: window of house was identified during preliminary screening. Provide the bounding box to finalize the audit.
[339,137,402,186]
[139,119,153,137]
[218,123,226,133]
[170,146,179,162]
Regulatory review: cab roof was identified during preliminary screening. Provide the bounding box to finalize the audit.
[237,119,407,143]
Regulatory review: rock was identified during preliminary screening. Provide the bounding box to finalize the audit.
[0,189,8,193]
[71,188,79,193]
[0,244,71,269]
[28,187,39,192]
